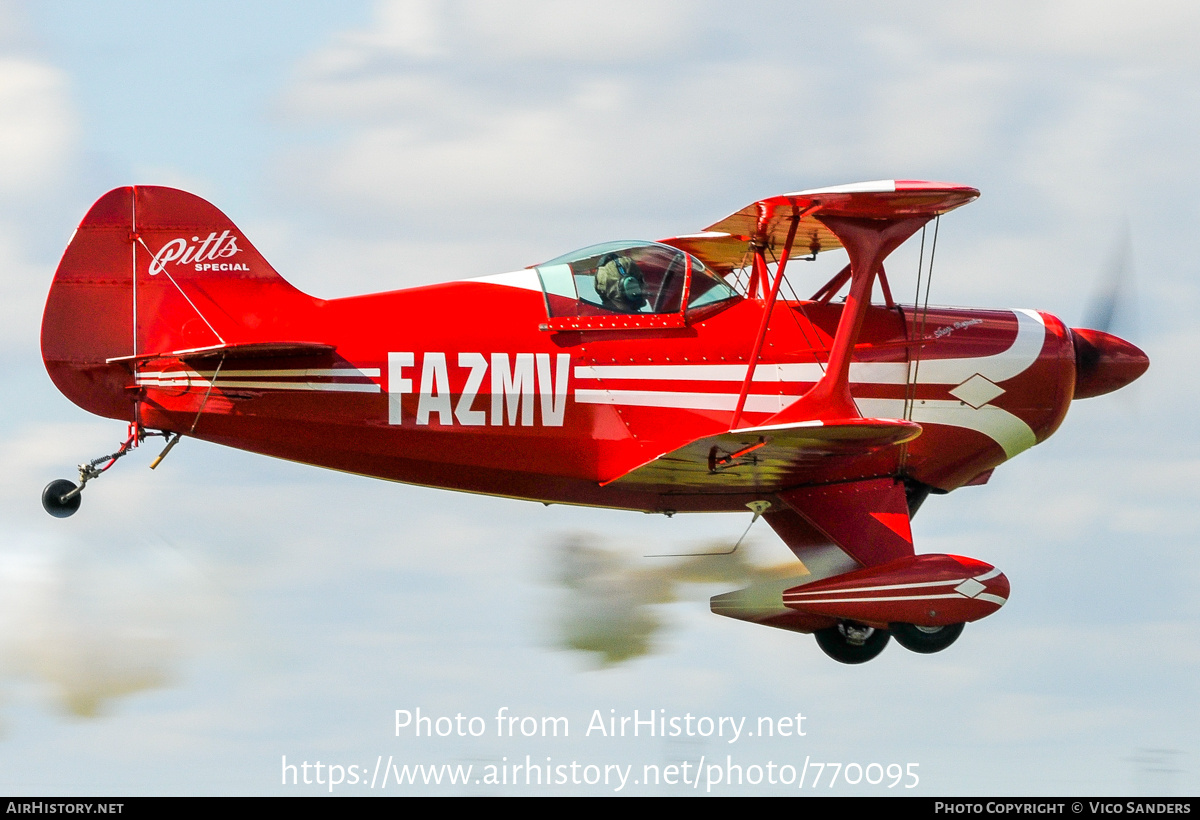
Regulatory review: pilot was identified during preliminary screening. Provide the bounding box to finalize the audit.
[594,253,648,313]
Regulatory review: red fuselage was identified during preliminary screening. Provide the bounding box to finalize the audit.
[50,272,1075,513]
[40,184,1151,658]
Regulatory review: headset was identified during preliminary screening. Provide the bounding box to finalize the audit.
[598,253,647,310]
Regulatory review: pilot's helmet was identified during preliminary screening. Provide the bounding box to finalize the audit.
[595,253,647,311]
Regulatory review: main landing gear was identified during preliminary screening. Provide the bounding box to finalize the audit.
[814,622,891,664]
[41,423,178,518]
[889,622,964,654]
[813,620,965,663]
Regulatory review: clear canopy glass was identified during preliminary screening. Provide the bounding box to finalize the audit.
[536,241,737,320]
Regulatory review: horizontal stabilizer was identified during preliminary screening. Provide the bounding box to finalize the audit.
[107,341,336,365]
[602,418,920,491]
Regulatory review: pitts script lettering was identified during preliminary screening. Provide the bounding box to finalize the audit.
[388,352,570,427]
[149,230,247,275]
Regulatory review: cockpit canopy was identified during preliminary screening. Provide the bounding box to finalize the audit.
[535,241,738,330]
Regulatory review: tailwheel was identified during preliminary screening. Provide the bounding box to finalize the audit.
[41,479,82,518]
[814,621,890,664]
[40,422,178,518]
[890,622,964,654]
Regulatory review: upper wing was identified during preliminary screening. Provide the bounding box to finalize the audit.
[593,180,971,492]
[659,179,978,273]
[601,417,920,492]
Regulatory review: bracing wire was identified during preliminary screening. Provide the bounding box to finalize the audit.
[903,225,928,423]
[900,217,939,471]
[768,244,830,375]
[135,235,226,346]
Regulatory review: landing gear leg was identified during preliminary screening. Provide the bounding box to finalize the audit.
[814,621,890,664]
[41,423,172,518]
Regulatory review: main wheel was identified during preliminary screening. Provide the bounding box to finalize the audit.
[814,622,890,664]
[42,479,81,518]
[890,622,964,654]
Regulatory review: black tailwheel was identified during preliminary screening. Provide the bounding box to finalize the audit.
[42,479,82,518]
[890,622,964,654]
[39,425,179,519]
[814,622,890,664]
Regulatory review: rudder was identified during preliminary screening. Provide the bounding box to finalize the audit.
[42,186,321,420]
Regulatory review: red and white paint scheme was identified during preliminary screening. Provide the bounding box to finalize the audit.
[40,181,1149,663]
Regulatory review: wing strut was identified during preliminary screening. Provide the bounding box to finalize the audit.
[747,243,768,299]
[760,215,928,425]
[778,478,915,568]
[811,263,850,303]
[730,202,821,429]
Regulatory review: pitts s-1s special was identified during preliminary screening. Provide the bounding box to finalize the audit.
[40,180,1148,662]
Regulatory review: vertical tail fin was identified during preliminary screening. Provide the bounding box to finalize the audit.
[42,186,321,419]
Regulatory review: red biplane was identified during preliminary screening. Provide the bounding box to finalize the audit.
[40,180,1148,663]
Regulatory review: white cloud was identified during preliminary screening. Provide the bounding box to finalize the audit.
[272,0,1200,256]
[301,0,695,73]
[455,0,693,63]
[926,1,1200,63]
[860,60,1016,170]
[0,22,78,349]
[274,1,781,237]
[0,56,74,196]
[0,225,49,346]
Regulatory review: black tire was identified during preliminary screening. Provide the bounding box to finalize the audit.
[814,622,890,664]
[890,622,964,654]
[42,479,81,518]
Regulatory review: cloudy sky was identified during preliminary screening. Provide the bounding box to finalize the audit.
[0,0,1197,796]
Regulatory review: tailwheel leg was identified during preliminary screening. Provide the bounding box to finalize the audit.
[814,621,890,664]
[890,622,964,654]
[41,423,174,518]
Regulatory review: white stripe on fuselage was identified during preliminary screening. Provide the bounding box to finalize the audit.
[135,365,382,394]
[855,398,1037,460]
[573,309,1047,459]
[574,389,791,414]
[575,309,1045,387]
[462,269,544,292]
